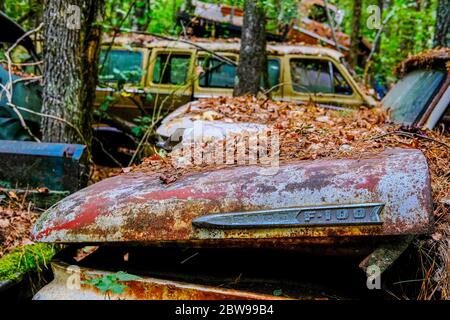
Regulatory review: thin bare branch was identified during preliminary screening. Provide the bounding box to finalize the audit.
[367,130,450,149]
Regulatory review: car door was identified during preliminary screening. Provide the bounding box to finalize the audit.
[146,48,195,119]
[266,56,283,99]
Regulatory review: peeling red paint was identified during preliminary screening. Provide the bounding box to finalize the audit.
[139,187,228,201]
[35,197,111,240]
[354,175,381,192]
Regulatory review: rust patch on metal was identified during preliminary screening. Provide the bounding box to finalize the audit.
[34,260,284,300]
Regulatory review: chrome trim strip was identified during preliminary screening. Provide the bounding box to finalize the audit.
[193,203,384,229]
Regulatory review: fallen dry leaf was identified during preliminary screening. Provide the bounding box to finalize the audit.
[37,187,49,193]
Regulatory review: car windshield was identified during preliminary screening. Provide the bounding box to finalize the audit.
[99,50,143,83]
[382,69,446,125]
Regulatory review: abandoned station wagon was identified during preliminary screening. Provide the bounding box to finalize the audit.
[96,38,376,123]
[156,49,450,147]
[92,39,376,164]
[1,32,375,165]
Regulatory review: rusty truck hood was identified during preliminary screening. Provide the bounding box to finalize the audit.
[32,148,432,244]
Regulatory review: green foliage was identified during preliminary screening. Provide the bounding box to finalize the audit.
[273,288,283,296]
[132,115,153,137]
[0,0,440,86]
[101,0,183,35]
[334,0,438,81]
[0,243,56,281]
[1,0,35,29]
[99,95,115,112]
[82,271,141,296]
[148,0,183,35]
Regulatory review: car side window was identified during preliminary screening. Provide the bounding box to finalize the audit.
[198,57,236,88]
[267,58,280,89]
[290,58,352,95]
[332,64,353,95]
[290,59,332,94]
[99,49,143,84]
[197,56,280,90]
[153,54,190,85]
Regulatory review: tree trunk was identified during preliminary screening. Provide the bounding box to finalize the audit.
[41,0,83,143]
[350,0,363,68]
[132,1,149,31]
[233,0,266,96]
[433,0,450,48]
[41,0,104,146]
[80,0,105,148]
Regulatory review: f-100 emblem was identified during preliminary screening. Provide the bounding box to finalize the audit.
[192,203,384,229]
[297,206,382,225]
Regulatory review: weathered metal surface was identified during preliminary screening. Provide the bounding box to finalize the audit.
[32,148,432,244]
[131,40,346,61]
[0,64,42,132]
[33,260,284,300]
[289,0,350,52]
[190,0,244,27]
[0,140,88,193]
[359,235,413,275]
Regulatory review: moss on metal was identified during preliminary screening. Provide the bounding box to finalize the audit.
[0,243,56,281]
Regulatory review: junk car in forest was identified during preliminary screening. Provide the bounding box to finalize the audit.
[30,49,449,300]
[176,0,372,65]
[1,34,376,165]
[156,48,450,147]
[31,146,433,299]
[95,38,376,119]
[381,48,450,130]
[0,12,88,198]
[93,38,376,163]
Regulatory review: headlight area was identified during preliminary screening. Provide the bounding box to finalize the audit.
[34,244,399,300]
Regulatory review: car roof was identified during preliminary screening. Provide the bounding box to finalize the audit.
[104,35,345,61]
[394,48,450,76]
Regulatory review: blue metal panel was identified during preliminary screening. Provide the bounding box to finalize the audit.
[0,140,88,192]
[0,140,85,160]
